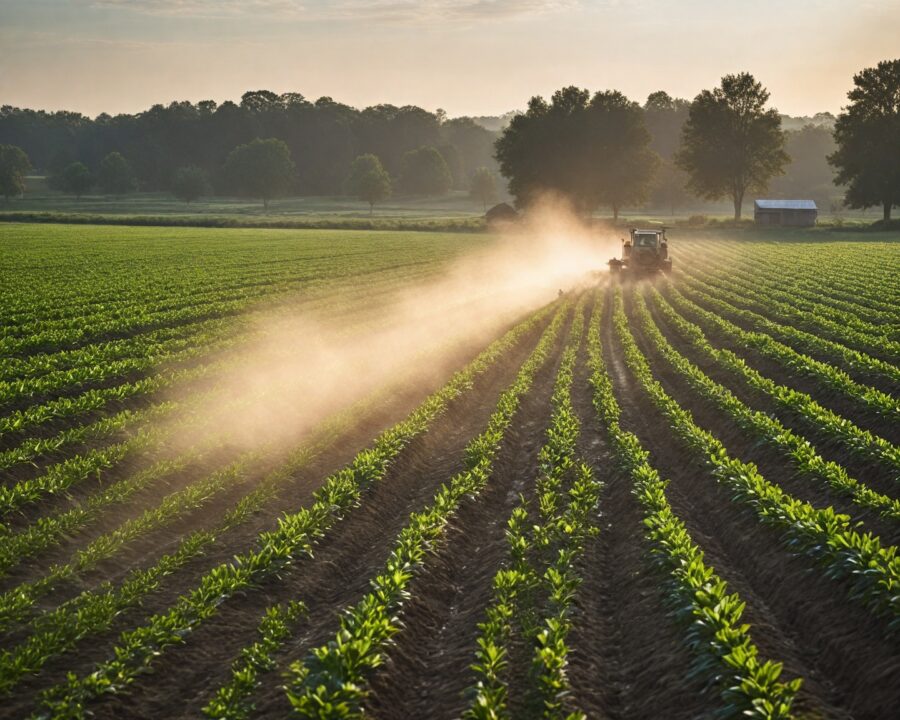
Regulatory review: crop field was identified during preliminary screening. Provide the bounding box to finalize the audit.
[0,222,898,720]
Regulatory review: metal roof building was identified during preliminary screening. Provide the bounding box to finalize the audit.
[754,199,818,227]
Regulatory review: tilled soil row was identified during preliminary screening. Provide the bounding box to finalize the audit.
[566,336,718,720]
[624,291,900,545]
[606,288,900,720]
[676,279,900,399]
[660,285,899,445]
[648,288,900,491]
[3,309,554,720]
[76,307,567,720]
[361,309,569,720]
[7,309,542,604]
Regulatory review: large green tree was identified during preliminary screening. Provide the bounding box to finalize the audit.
[97,152,136,194]
[223,137,295,209]
[829,59,900,222]
[397,146,452,196]
[676,73,788,220]
[495,86,657,219]
[344,154,391,214]
[0,144,31,200]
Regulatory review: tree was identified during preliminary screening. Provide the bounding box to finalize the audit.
[676,73,788,220]
[57,161,93,199]
[829,59,900,222]
[97,152,136,194]
[0,144,31,200]
[344,154,391,214]
[495,86,658,219]
[171,165,210,203]
[223,137,295,209]
[398,146,452,196]
[469,166,498,211]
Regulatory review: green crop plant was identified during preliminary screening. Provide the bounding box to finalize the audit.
[586,288,801,719]
[611,289,900,627]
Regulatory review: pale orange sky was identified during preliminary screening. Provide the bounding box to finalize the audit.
[1,1,898,118]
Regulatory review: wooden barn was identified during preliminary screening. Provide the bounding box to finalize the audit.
[754,199,818,227]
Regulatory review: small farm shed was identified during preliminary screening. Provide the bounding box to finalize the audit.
[754,199,818,227]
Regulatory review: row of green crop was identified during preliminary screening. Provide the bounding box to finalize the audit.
[201,302,579,720]
[676,272,900,387]
[0,287,412,484]
[690,251,898,337]
[665,283,899,421]
[677,240,900,325]
[27,302,556,719]
[629,287,899,523]
[0,231,462,355]
[0,400,175,471]
[695,242,900,319]
[0,380,426,692]
[1,260,443,385]
[647,286,900,479]
[587,288,801,718]
[281,303,569,718]
[0,314,242,383]
[0,354,228,442]
[0,450,254,632]
[0,231,457,324]
[679,245,897,337]
[611,289,900,626]
[679,264,900,360]
[0,321,244,411]
[0,236,437,329]
[465,301,600,720]
[0,284,520,600]
[202,600,309,720]
[0,424,168,521]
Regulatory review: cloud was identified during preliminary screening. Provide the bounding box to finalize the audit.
[91,0,578,22]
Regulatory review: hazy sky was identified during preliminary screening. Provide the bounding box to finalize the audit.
[1,1,898,118]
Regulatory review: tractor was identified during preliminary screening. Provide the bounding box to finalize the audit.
[608,227,672,277]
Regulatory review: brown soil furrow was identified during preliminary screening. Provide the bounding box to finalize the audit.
[3,313,552,720]
[360,314,567,720]
[77,311,563,720]
[606,285,900,720]
[566,333,718,720]
[624,290,900,545]
[677,278,899,398]
[660,285,897,445]
[648,287,899,490]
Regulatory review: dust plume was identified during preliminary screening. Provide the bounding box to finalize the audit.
[159,197,616,459]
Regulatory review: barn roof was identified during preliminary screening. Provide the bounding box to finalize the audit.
[754,199,818,210]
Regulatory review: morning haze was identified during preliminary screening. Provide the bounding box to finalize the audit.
[1,0,897,118]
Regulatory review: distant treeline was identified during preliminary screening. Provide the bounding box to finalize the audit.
[0,89,838,207]
[0,92,496,195]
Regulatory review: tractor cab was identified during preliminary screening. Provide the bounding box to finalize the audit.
[609,227,672,276]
